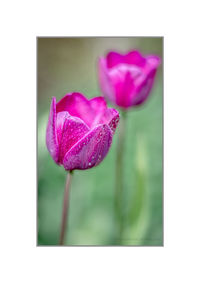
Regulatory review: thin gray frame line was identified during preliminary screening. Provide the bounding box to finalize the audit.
[37,36,163,38]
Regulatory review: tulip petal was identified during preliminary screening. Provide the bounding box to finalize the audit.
[103,108,120,133]
[132,69,157,105]
[125,51,146,67]
[145,55,161,74]
[56,92,93,128]
[106,51,124,68]
[58,115,90,164]
[46,97,59,163]
[89,97,120,131]
[131,55,161,105]
[120,71,135,107]
[89,96,107,127]
[109,68,135,108]
[98,58,115,105]
[90,96,107,112]
[63,124,112,170]
[56,111,68,144]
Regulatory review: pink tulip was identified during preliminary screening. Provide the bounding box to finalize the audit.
[98,50,161,109]
[46,92,120,171]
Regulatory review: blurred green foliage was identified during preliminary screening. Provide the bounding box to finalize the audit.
[37,37,163,246]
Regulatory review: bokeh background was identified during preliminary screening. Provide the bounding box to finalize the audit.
[37,37,163,246]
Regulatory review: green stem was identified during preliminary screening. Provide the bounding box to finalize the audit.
[59,170,73,245]
[115,111,127,244]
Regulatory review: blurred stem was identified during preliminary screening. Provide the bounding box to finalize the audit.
[59,170,73,245]
[115,110,127,244]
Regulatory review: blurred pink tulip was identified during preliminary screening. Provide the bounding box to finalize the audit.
[46,92,120,170]
[98,50,161,109]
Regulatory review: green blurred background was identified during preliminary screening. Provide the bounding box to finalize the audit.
[37,37,163,246]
